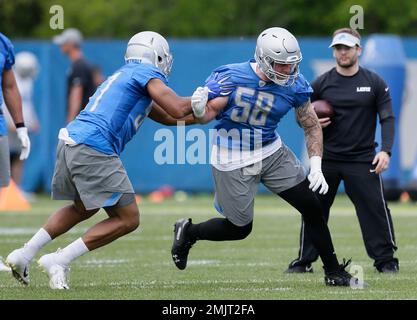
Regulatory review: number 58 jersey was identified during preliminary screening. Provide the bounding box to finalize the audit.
[207,59,312,151]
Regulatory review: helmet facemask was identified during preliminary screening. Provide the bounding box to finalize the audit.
[158,46,173,77]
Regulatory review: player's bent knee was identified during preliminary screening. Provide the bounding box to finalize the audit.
[128,214,140,232]
[120,207,140,234]
[228,220,253,240]
[239,223,253,239]
[301,203,325,226]
[307,199,323,216]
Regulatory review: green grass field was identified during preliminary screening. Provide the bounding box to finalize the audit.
[0,194,416,300]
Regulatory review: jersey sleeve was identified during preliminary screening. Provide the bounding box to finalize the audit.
[293,74,313,108]
[203,66,235,120]
[0,34,15,70]
[132,65,168,88]
[204,65,231,83]
[204,65,234,99]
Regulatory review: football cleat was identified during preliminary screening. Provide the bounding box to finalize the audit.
[324,258,364,287]
[171,218,195,270]
[5,248,30,286]
[38,250,70,290]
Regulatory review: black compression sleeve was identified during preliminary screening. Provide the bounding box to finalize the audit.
[188,218,253,241]
[380,116,395,155]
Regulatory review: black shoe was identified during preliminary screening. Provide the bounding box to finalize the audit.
[171,218,196,270]
[324,258,362,287]
[376,259,399,273]
[285,264,314,273]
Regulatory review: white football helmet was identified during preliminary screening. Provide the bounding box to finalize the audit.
[125,31,173,77]
[254,27,302,86]
[14,51,39,79]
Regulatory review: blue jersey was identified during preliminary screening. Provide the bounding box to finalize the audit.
[0,33,15,136]
[206,59,312,150]
[66,61,167,155]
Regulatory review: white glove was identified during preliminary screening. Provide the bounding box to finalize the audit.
[16,127,31,160]
[191,86,208,118]
[307,156,328,195]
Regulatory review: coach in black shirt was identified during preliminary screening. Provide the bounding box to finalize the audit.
[53,28,96,123]
[287,28,399,273]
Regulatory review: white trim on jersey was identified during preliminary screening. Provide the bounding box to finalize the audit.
[210,137,282,171]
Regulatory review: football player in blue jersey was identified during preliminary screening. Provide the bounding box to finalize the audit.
[171,27,360,287]
[0,33,31,188]
[5,31,230,289]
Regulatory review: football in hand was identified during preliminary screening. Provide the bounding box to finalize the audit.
[312,100,334,119]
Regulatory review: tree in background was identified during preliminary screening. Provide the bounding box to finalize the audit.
[1,0,417,38]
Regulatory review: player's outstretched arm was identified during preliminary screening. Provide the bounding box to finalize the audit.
[148,103,196,126]
[2,69,31,160]
[191,86,228,124]
[296,99,323,157]
[147,78,192,119]
[194,97,228,124]
[2,69,24,125]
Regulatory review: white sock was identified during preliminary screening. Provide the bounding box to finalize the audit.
[22,228,52,261]
[55,238,89,266]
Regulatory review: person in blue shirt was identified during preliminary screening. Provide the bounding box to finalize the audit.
[0,33,31,188]
[5,31,230,289]
[171,27,360,287]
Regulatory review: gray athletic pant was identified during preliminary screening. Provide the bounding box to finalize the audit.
[0,136,10,187]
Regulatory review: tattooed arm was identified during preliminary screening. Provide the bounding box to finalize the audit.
[295,99,328,194]
[295,99,323,157]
